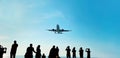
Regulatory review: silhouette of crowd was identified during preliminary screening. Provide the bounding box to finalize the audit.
[0,40,91,58]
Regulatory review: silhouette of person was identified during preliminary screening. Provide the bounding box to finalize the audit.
[35,45,41,58]
[10,40,18,58]
[55,46,60,58]
[79,47,84,58]
[25,44,36,58]
[42,53,46,58]
[0,45,7,58]
[86,48,91,58]
[66,46,71,58]
[48,45,56,58]
[72,47,76,58]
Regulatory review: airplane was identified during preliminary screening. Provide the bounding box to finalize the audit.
[48,24,71,34]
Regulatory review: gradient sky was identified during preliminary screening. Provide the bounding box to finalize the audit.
[0,0,120,58]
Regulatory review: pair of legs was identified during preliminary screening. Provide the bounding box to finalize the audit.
[80,54,83,58]
[0,54,3,58]
[73,55,76,58]
[67,55,71,58]
[25,54,33,58]
[10,53,16,58]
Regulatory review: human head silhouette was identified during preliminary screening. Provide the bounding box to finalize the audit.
[14,40,17,44]
[73,47,75,49]
[0,45,1,48]
[37,45,40,48]
[80,47,82,50]
[53,45,55,48]
[88,48,90,51]
[56,46,58,49]
[30,44,33,47]
[67,46,70,49]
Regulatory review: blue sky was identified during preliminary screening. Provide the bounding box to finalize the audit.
[0,0,120,58]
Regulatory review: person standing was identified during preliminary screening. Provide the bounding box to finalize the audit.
[72,47,76,58]
[25,44,36,58]
[55,46,59,58]
[86,48,91,58]
[10,40,18,58]
[66,46,71,58]
[79,47,84,58]
[35,45,41,58]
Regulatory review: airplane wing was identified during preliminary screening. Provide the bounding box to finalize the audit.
[48,29,57,31]
[60,29,71,32]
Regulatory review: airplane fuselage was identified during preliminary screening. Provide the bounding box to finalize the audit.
[48,24,70,34]
[56,24,61,33]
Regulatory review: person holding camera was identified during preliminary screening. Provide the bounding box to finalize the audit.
[66,46,71,58]
[86,48,91,58]
[0,45,7,58]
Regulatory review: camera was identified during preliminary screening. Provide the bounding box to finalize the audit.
[0,45,7,53]
[85,48,90,52]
